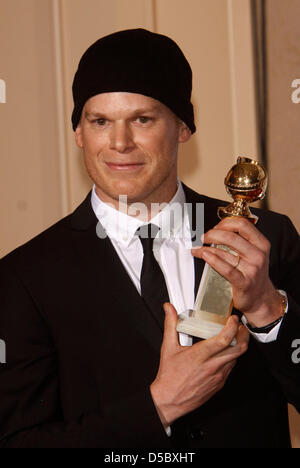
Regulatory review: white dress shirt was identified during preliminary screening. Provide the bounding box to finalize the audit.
[91,181,285,344]
[92,181,194,346]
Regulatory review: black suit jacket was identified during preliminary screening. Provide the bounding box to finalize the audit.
[0,185,300,448]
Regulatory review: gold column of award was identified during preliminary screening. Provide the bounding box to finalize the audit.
[177,157,268,340]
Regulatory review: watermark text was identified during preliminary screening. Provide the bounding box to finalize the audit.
[104,451,195,464]
[95,197,204,248]
[0,79,6,103]
[291,339,300,364]
[0,339,6,364]
[291,79,300,104]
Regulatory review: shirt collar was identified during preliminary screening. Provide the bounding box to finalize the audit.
[91,180,188,246]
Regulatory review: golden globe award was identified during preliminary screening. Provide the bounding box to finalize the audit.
[177,157,268,340]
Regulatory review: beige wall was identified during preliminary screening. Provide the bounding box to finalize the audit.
[265,0,300,232]
[0,0,63,257]
[0,0,299,446]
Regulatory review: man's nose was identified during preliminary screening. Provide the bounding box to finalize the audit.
[109,121,135,153]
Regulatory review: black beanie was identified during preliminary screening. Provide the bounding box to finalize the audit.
[71,28,196,133]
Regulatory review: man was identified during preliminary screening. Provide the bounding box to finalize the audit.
[0,28,299,448]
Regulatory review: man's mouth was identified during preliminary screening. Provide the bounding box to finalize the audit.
[105,162,144,172]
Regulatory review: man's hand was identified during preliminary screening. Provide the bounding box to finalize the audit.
[193,218,283,327]
[150,303,249,428]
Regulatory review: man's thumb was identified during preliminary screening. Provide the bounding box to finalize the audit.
[162,302,180,352]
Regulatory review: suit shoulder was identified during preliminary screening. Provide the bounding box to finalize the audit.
[1,190,95,268]
[252,206,299,240]
[182,183,298,237]
[0,212,73,271]
[182,183,226,207]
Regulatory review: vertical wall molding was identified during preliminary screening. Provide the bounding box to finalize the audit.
[52,0,70,216]
[226,0,259,161]
[227,0,239,160]
[142,0,156,31]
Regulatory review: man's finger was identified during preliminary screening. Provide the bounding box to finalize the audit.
[208,323,249,369]
[194,248,244,287]
[236,323,250,349]
[213,218,271,254]
[198,315,240,361]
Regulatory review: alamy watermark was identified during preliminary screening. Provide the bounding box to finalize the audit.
[291,339,300,364]
[96,197,204,248]
[0,339,6,364]
[0,78,6,103]
[291,79,300,104]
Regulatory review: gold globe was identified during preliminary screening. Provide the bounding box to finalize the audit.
[217,157,268,223]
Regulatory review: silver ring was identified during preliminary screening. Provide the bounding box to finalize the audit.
[234,255,240,268]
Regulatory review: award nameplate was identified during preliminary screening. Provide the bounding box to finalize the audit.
[177,157,268,340]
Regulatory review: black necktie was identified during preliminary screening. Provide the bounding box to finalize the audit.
[136,224,170,330]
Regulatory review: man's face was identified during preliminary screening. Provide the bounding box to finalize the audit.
[75,92,190,208]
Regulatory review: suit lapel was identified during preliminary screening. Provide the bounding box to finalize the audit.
[69,193,163,355]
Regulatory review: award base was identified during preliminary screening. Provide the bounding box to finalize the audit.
[177,312,225,340]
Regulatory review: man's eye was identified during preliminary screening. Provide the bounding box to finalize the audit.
[94,118,107,126]
[137,116,151,124]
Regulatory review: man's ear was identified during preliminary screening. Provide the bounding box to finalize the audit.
[178,121,191,143]
[75,124,83,148]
